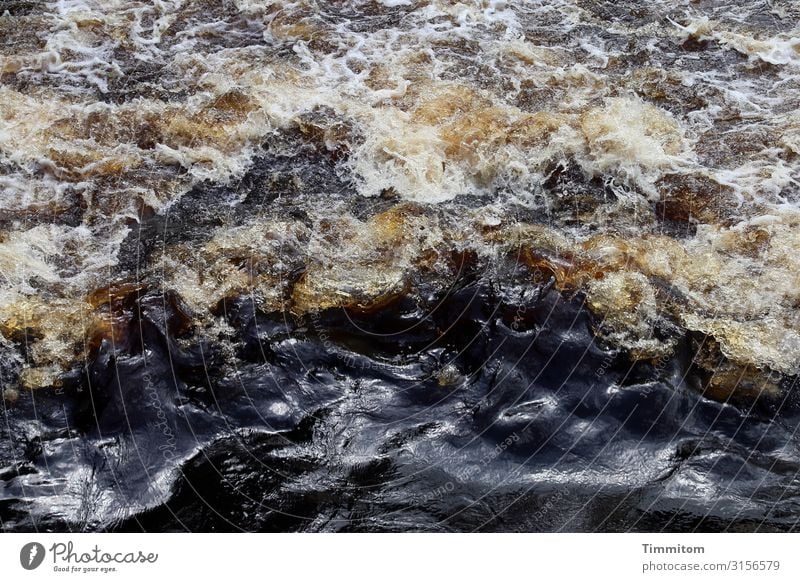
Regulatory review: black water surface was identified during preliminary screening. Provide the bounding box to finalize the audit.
[3,273,800,532]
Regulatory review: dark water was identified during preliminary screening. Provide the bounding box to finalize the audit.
[3,241,800,531]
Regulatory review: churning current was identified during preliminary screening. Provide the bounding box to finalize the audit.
[1,0,800,531]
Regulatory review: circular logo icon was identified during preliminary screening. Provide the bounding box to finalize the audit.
[20,542,46,570]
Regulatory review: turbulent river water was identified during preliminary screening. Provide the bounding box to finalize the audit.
[1,0,800,532]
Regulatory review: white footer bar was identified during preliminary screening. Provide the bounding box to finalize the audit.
[1,533,796,581]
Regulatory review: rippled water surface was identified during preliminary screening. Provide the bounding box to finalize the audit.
[1,0,800,531]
